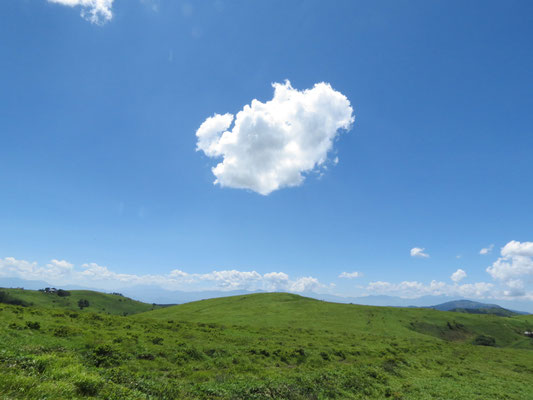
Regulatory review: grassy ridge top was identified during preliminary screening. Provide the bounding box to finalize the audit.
[0,288,161,315]
[139,292,533,349]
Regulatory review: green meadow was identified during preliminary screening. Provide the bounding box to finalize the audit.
[0,290,532,399]
[0,288,162,315]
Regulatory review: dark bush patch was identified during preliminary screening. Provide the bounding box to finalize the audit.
[26,321,40,330]
[382,358,400,375]
[333,349,346,360]
[90,345,122,367]
[137,353,155,360]
[473,334,496,346]
[294,348,306,357]
[0,291,27,306]
[75,377,103,396]
[53,326,71,337]
[183,347,204,361]
[78,299,90,310]
[259,349,270,357]
[151,337,164,345]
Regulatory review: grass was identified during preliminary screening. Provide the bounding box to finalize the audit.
[0,288,163,316]
[448,307,520,317]
[0,291,532,399]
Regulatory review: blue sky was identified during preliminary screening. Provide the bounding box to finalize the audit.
[1,0,532,306]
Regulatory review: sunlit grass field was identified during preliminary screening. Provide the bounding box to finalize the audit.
[1,290,532,399]
[0,288,162,316]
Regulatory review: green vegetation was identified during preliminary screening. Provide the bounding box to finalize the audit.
[0,292,532,399]
[78,299,90,310]
[448,307,520,317]
[0,288,162,316]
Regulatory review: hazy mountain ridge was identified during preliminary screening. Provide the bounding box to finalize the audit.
[428,299,529,316]
[1,277,531,313]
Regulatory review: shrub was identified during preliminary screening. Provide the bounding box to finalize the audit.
[90,345,122,367]
[54,326,71,337]
[473,334,496,346]
[0,291,27,306]
[151,337,164,345]
[184,347,204,361]
[333,349,346,360]
[382,358,400,375]
[56,289,71,297]
[78,299,90,309]
[75,376,103,396]
[26,321,41,330]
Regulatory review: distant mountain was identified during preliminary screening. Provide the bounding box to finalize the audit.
[1,277,531,313]
[307,293,454,307]
[431,300,503,311]
[308,294,530,315]
[0,277,52,290]
[0,277,106,292]
[118,285,265,305]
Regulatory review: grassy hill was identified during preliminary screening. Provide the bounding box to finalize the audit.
[0,292,532,399]
[140,292,533,348]
[0,288,163,316]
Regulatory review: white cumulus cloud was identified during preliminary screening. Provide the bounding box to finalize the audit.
[486,240,533,281]
[450,268,467,283]
[410,247,429,258]
[479,244,494,255]
[48,0,114,24]
[339,271,362,279]
[288,276,322,292]
[0,256,325,294]
[366,280,494,299]
[196,80,354,195]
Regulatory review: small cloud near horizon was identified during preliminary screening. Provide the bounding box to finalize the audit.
[451,268,467,283]
[410,247,429,258]
[0,256,325,294]
[479,244,494,255]
[339,271,362,279]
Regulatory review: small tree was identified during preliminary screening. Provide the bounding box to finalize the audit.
[78,299,90,310]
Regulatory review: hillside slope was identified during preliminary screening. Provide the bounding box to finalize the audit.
[139,292,533,349]
[0,288,162,315]
[0,292,532,399]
